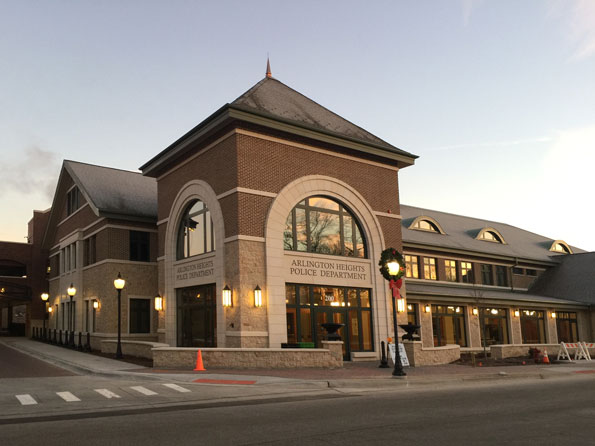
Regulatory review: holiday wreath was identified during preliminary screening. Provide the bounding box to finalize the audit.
[378,248,405,281]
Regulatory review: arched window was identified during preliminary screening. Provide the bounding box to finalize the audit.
[283,196,367,258]
[550,240,572,254]
[409,216,445,234]
[176,200,215,260]
[477,228,506,244]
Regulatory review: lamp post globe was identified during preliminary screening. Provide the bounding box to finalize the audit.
[114,272,125,359]
[67,284,76,347]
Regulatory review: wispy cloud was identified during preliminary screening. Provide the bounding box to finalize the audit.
[461,0,484,26]
[0,146,60,200]
[421,136,553,152]
[548,0,595,61]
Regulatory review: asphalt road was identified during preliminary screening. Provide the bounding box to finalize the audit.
[1,375,594,445]
[0,342,75,378]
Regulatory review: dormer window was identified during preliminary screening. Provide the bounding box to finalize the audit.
[550,240,572,254]
[477,228,505,244]
[409,216,445,234]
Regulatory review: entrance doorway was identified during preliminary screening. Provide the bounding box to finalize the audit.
[286,284,374,361]
[177,284,216,347]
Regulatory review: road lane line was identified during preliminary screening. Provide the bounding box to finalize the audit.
[130,386,157,396]
[16,394,37,405]
[163,383,191,393]
[95,389,121,399]
[57,391,80,402]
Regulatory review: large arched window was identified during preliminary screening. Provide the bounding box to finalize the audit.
[283,196,367,258]
[177,200,215,260]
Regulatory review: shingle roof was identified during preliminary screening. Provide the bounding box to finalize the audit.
[401,204,585,263]
[230,77,416,158]
[529,252,595,305]
[65,161,157,220]
[405,282,586,307]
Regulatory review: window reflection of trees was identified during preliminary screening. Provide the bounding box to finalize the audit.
[284,196,366,258]
[177,200,215,260]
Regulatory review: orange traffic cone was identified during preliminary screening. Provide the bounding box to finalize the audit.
[194,349,206,371]
[542,349,550,364]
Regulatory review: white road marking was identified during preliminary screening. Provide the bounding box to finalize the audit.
[163,383,191,393]
[16,394,37,405]
[95,389,121,399]
[57,391,80,402]
[130,386,157,396]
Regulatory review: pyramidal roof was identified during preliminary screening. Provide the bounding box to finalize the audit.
[141,76,416,175]
[230,77,411,155]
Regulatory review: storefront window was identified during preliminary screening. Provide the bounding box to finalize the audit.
[480,308,509,346]
[556,312,578,343]
[177,200,215,260]
[432,305,467,347]
[520,310,545,344]
[283,196,367,258]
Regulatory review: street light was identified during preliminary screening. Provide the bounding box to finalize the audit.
[379,248,406,377]
[114,272,125,359]
[67,284,76,348]
[41,293,49,340]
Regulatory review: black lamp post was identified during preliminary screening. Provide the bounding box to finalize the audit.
[41,293,49,340]
[67,284,76,348]
[114,272,125,359]
[380,249,406,377]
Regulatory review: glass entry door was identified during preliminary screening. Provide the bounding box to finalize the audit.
[177,284,216,347]
[315,308,348,360]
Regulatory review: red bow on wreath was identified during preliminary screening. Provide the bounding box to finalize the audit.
[389,278,403,298]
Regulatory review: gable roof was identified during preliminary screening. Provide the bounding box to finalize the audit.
[529,252,595,305]
[65,161,157,220]
[401,204,585,264]
[141,76,417,176]
[42,161,157,249]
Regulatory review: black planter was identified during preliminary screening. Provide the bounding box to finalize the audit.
[399,323,421,341]
[321,322,345,341]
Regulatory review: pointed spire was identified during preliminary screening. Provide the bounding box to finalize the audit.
[266,56,272,78]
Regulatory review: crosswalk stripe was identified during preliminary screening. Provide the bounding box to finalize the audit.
[95,389,121,399]
[16,394,37,405]
[130,386,157,396]
[57,391,80,402]
[163,383,191,393]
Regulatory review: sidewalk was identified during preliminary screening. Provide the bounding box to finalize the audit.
[4,337,595,389]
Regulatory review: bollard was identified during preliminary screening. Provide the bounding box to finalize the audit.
[85,332,92,352]
[77,332,83,351]
[70,331,76,349]
[58,329,63,346]
[379,341,390,368]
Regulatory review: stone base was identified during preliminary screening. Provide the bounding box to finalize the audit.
[403,341,460,366]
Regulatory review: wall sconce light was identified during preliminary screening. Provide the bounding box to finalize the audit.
[154,296,163,311]
[222,285,232,307]
[407,304,413,311]
[93,300,99,310]
[397,298,406,313]
[551,311,556,319]
[254,285,262,307]
[472,307,479,316]
[424,304,431,313]
[48,306,53,313]
[514,309,520,317]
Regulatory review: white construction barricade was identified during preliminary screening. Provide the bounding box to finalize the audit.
[580,342,593,361]
[557,342,593,361]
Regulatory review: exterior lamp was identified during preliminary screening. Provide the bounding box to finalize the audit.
[154,295,163,311]
[114,272,125,359]
[48,306,53,313]
[551,312,556,319]
[514,310,520,317]
[397,298,406,313]
[491,308,499,315]
[379,248,406,377]
[67,284,76,347]
[254,285,262,307]
[222,285,232,307]
[424,304,431,313]
[41,293,49,340]
[472,308,479,316]
[93,300,99,309]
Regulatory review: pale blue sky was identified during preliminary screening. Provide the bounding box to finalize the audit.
[1,0,594,250]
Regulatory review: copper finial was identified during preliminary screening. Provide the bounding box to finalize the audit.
[266,57,272,78]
